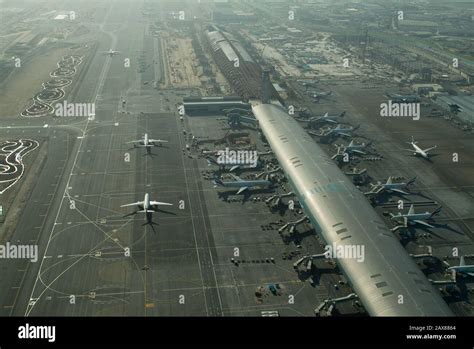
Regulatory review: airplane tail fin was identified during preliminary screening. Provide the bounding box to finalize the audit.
[212,176,224,187]
[460,256,466,267]
[206,156,217,166]
[430,206,442,217]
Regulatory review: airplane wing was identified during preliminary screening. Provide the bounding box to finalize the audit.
[308,130,325,137]
[150,201,173,206]
[236,187,248,195]
[364,185,383,195]
[402,148,416,153]
[390,188,409,195]
[351,149,365,154]
[120,201,143,207]
[422,145,437,153]
[374,186,384,194]
[413,220,435,228]
[126,140,142,144]
[229,165,240,172]
[149,139,168,143]
[338,132,352,138]
[229,173,242,181]
[326,119,338,124]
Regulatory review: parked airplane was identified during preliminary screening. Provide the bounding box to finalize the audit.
[127,133,168,153]
[390,204,441,229]
[213,174,272,194]
[385,93,421,103]
[103,49,121,56]
[344,167,367,176]
[321,124,360,138]
[332,139,371,159]
[403,137,437,160]
[447,256,474,277]
[365,176,416,196]
[121,193,172,223]
[297,79,318,88]
[308,90,332,98]
[307,111,345,125]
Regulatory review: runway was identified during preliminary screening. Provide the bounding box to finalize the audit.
[0,0,222,317]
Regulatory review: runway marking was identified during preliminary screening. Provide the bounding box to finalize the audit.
[24,10,127,315]
[0,139,39,194]
[175,123,210,315]
[160,278,305,293]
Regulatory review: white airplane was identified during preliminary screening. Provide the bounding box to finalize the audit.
[447,256,474,277]
[103,49,121,56]
[308,111,345,124]
[385,93,420,103]
[403,137,437,160]
[308,90,332,99]
[365,176,416,196]
[121,193,172,223]
[127,133,168,153]
[344,167,367,176]
[331,139,371,159]
[317,124,359,138]
[213,174,272,195]
[390,204,441,230]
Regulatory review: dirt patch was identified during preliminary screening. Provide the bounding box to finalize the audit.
[0,46,72,119]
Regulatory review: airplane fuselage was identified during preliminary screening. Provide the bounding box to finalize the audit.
[143,133,149,146]
[384,183,405,190]
[220,179,271,188]
[393,212,432,222]
[411,143,429,158]
[143,193,151,211]
[448,266,474,276]
[345,144,365,152]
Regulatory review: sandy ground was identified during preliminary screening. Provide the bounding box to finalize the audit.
[165,36,201,88]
